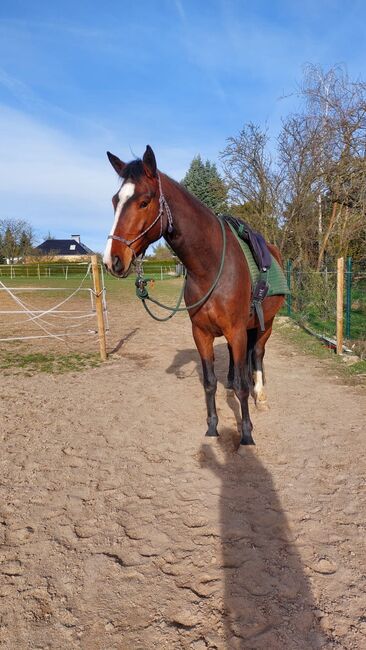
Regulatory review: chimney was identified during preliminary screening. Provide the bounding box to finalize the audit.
[71,234,80,243]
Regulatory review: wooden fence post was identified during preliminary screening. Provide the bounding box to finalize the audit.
[345,257,352,339]
[336,257,344,355]
[91,255,107,361]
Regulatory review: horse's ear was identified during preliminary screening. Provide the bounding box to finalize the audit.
[107,151,126,176]
[142,145,157,178]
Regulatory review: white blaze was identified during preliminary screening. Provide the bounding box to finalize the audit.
[103,181,135,268]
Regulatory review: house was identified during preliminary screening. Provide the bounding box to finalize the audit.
[34,235,94,261]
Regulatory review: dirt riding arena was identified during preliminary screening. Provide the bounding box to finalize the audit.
[1,289,365,649]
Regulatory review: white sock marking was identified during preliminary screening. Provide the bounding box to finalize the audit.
[254,370,264,399]
[103,181,135,268]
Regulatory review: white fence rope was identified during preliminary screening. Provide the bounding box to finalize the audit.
[2,266,93,329]
[0,264,108,343]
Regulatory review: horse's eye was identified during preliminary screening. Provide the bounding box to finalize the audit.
[140,200,149,209]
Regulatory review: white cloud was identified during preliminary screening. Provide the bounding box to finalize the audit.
[174,0,186,22]
[0,105,198,251]
[0,105,113,203]
[0,105,118,250]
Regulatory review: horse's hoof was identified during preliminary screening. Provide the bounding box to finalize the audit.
[205,428,219,437]
[240,435,255,446]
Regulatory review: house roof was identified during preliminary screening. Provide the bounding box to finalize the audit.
[35,239,94,256]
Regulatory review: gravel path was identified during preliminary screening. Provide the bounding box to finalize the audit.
[1,302,365,649]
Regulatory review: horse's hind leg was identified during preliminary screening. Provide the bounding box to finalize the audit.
[253,318,274,409]
[228,329,254,445]
[192,325,219,437]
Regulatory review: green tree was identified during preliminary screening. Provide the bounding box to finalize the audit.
[181,155,228,214]
[3,227,17,263]
[0,218,35,263]
[150,243,174,261]
[19,230,33,257]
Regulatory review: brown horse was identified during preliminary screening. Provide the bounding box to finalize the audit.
[103,145,285,446]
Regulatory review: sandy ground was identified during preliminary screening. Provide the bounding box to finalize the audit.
[0,295,365,649]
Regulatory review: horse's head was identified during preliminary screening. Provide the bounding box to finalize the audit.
[103,145,162,277]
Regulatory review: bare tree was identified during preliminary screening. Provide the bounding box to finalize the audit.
[279,64,366,268]
[217,66,365,267]
[301,65,366,267]
[220,123,282,244]
[277,112,325,265]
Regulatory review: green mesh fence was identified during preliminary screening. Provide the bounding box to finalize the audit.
[286,261,366,352]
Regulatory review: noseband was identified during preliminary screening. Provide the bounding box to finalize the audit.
[107,175,173,259]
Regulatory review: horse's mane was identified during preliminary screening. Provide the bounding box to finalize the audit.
[121,159,182,190]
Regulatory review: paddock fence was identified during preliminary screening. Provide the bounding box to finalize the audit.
[135,261,184,281]
[0,259,109,359]
[285,258,366,357]
[0,261,184,282]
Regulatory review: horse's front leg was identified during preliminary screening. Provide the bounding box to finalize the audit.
[229,330,255,445]
[226,343,234,389]
[192,325,218,437]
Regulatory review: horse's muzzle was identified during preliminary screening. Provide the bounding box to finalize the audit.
[106,254,132,278]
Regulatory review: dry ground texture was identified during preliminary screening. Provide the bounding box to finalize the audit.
[0,278,365,649]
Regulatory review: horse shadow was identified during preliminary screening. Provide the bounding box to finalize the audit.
[166,343,228,386]
[167,347,324,646]
[198,437,324,648]
[166,343,246,430]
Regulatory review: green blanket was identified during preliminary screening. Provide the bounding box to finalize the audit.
[227,223,290,296]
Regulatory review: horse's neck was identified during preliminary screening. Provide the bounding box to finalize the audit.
[161,175,221,277]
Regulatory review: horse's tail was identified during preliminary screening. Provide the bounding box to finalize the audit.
[246,327,257,390]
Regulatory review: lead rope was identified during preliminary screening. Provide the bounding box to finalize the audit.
[135,213,227,321]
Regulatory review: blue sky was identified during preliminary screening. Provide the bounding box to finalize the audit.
[0,0,365,252]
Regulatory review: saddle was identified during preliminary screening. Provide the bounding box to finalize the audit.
[221,215,273,331]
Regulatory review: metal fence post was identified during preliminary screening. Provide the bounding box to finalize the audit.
[345,257,352,339]
[286,260,292,317]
